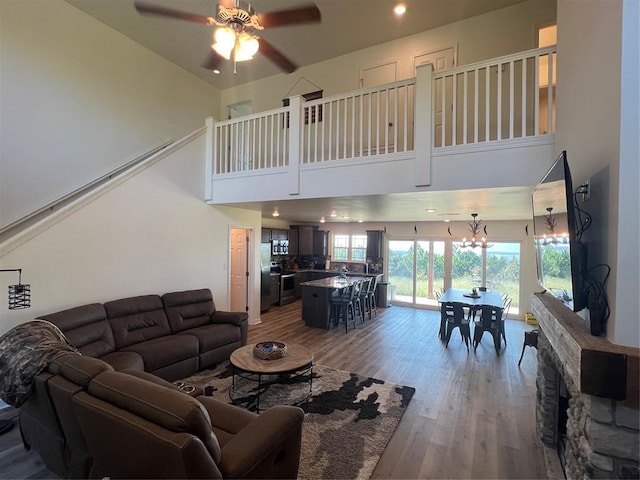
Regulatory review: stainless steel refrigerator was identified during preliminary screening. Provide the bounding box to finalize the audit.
[260,243,272,312]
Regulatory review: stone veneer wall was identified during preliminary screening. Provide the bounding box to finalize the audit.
[536,330,640,478]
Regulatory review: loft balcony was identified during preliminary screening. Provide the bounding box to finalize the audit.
[205,47,556,205]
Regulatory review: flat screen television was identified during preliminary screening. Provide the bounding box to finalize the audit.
[531,151,588,312]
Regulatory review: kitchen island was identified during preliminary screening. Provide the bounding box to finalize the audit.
[301,274,380,329]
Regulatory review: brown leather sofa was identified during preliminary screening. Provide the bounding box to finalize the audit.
[36,288,248,380]
[20,288,280,478]
[22,353,304,479]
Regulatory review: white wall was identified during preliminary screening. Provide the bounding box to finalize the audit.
[0,0,221,228]
[555,0,638,347]
[0,131,263,335]
[217,0,556,117]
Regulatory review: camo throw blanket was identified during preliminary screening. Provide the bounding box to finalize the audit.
[0,320,79,407]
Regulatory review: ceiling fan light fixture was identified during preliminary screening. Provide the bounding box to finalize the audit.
[212,28,259,62]
[235,32,259,61]
[212,27,235,59]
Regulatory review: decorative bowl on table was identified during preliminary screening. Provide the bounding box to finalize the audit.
[253,341,287,360]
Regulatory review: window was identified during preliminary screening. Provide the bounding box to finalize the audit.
[333,234,367,261]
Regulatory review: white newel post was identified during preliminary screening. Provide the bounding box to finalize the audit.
[205,116,216,202]
[287,95,302,196]
[414,63,433,187]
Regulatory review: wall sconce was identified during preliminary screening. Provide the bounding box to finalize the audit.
[1,269,31,309]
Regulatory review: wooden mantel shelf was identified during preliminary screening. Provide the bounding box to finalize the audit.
[532,293,639,407]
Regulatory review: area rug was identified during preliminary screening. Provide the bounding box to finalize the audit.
[181,362,415,480]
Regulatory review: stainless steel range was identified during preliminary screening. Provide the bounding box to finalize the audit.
[279,272,296,306]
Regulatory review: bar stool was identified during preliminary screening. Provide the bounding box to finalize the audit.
[518,329,539,366]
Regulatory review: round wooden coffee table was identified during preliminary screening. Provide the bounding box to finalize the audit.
[229,343,314,412]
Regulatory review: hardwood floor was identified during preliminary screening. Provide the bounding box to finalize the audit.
[0,302,547,479]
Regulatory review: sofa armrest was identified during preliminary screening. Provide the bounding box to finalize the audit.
[209,310,248,326]
[216,405,304,479]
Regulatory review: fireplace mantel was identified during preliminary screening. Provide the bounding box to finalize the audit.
[532,293,639,407]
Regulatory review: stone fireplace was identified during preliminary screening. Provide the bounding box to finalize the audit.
[532,293,639,479]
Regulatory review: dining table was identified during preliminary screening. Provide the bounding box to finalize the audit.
[437,288,505,341]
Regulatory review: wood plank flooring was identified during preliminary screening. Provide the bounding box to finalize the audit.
[0,302,547,479]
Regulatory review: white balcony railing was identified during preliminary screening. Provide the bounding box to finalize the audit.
[208,46,556,180]
[433,46,556,149]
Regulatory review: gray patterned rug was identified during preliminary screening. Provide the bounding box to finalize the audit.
[181,362,415,480]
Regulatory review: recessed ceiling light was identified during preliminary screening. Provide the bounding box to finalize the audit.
[426,208,436,213]
[330,210,337,217]
[444,219,451,223]
[213,69,221,75]
[394,4,407,16]
[320,216,326,223]
[358,219,363,223]
[272,209,280,217]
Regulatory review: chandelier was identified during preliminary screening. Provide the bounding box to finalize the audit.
[537,207,569,245]
[459,213,492,249]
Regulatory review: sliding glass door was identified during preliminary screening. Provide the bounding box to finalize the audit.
[388,239,445,307]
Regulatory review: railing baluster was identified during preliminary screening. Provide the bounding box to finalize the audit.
[463,71,468,145]
[393,85,398,152]
[367,93,372,156]
[452,73,458,145]
[548,53,554,134]
[509,60,514,140]
[343,97,347,159]
[497,63,502,141]
[485,67,490,142]
[474,69,479,144]
[440,77,446,147]
[534,54,540,135]
[522,59,527,137]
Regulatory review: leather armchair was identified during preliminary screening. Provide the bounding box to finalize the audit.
[72,367,304,479]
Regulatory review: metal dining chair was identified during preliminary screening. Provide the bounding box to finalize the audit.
[473,305,504,355]
[442,302,470,351]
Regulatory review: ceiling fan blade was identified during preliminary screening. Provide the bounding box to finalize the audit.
[257,5,321,29]
[201,50,224,71]
[258,37,297,74]
[134,1,214,25]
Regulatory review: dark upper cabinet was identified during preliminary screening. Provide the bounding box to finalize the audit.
[298,226,315,256]
[290,225,316,256]
[366,230,384,259]
[271,229,288,240]
[288,228,299,256]
[261,228,288,243]
[313,230,329,256]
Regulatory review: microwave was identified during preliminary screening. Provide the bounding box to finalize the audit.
[272,240,289,256]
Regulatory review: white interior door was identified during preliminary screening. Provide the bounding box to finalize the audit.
[230,228,248,312]
[414,47,456,146]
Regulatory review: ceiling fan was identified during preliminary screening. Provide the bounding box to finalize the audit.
[134,0,321,74]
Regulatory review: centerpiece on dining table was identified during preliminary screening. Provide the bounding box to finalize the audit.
[463,287,481,299]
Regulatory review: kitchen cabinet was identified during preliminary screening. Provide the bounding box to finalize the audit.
[271,229,288,240]
[313,230,329,256]
[366,230,384,259]
[290,225,316,256]
[261,229,288,242]
[269,275,280,305]
[288,228,299,256]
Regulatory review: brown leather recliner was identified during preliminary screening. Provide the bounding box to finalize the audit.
[72,367,305,479]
